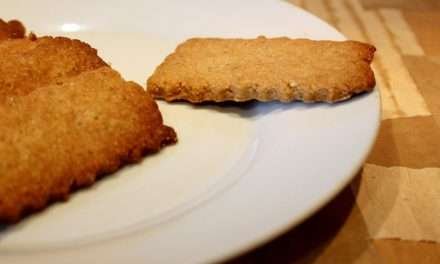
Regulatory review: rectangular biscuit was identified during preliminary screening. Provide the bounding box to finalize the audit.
[147,36,376,103]
[0,67,176,223]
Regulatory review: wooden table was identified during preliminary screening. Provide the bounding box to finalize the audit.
[228,0,440,263]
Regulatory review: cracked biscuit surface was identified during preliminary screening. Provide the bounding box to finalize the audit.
[147,37,376,103]
[0,67,177,223]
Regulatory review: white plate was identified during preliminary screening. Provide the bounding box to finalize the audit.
[0,0,380,263]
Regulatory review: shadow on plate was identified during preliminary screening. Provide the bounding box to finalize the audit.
[0,221,26,242]
[224,169,373,264]
[162,92,370,119]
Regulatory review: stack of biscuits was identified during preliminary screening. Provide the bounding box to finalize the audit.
[0,20,176,222]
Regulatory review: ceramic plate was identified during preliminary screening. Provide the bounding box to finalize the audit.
[0,0,380,263]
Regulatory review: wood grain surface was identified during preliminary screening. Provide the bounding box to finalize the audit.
[227,0,440,262]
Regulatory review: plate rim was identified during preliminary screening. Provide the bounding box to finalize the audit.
[0,1,381,263]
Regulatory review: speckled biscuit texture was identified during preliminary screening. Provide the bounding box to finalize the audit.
[0,67,177,222]
[147,36,376,103]
[0,36,107,102]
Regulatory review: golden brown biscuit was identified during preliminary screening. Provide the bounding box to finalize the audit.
[0,19,26,41]
[147,36,376,103]
[0,36,107,102]
[0,67,177,223]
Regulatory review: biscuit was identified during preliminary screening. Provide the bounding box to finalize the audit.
[0,36,107,102]
[0,19,26,41]
[147,37,376,103]
[0,67,177,222]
